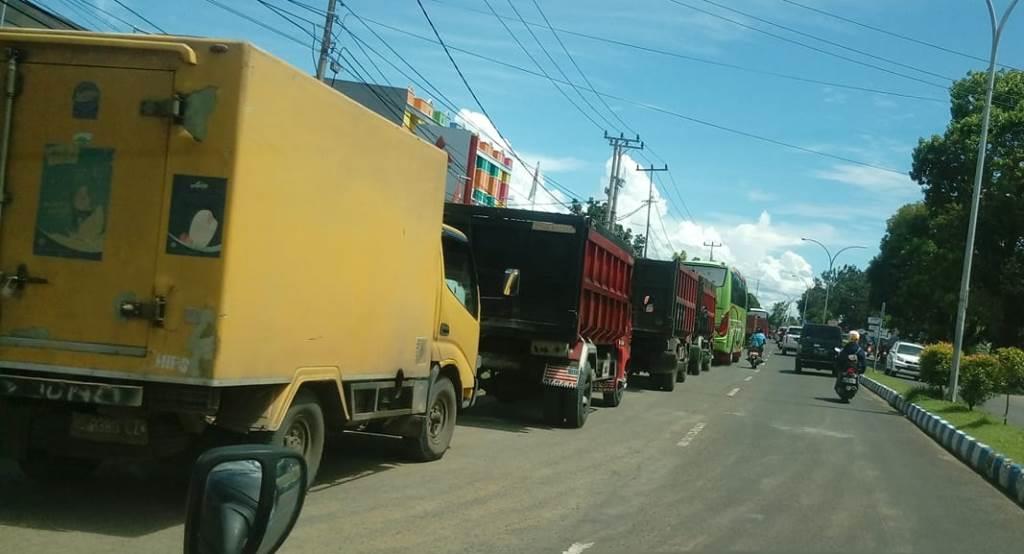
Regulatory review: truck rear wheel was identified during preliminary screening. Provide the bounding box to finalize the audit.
[602,383,624,407]
[269,389,325,487]
[542,385,563,425]
[676,362,688,383]
[654,370,676,391]
[687,355,701,376]
[564,370,593,428]
[405,375,457,462]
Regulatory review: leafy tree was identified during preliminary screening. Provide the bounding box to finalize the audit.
[797,265,868,326]
[920,342,954,396]
[994,347,1024,424]
[958,354,999,410]
[768,301,789,328]
[869,70,1024,347]
[672,250,688,261]
[570,197,644,256]
[632,234,647,257]
[747,293,761,309]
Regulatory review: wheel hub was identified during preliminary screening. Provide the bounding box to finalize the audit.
[428,398,447,439]
[283,418,310,457]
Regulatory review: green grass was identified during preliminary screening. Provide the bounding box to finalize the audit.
[864,370,1024,462]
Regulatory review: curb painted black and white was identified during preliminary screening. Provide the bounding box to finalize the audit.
[861,375,1024,508]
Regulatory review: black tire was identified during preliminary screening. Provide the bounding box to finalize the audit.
[406,376,458,463]
[654,370,676,391]
[603,382,624,407]
[702,355,711,372]
[542,385,563,425]
[677,362,690,381]
[18,451,100,484]
[268,389,325,487]
[564,370,593,428]
[795,358,803,373]
[687,356,700,376]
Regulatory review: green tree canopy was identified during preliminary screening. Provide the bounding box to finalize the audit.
[868,70,1024,346]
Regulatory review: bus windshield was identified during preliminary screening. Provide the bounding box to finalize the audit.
[684,264,727,287]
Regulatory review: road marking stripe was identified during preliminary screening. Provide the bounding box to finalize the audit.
[563,542,595,554]
[744,376,753,382]
[727,387,740,397]
[677,421,706,447]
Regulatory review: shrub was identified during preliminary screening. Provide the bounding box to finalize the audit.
[919,342,954,394]
[958,354,999,410]
[994,347,1024,423]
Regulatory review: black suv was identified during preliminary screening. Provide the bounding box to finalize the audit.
[795,324,843,373]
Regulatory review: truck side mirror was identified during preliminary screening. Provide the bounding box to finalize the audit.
[184,445,307,554]
[502,268,520,297]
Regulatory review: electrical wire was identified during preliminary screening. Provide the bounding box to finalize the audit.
[362,17,909,176]
[777,0,1019,71]
[426,0,946,104]
[51,0,115,31]
[692,0,956,83]
[200,0,310,48]
[110,0,166,33]
[498,0,622,133]
[70,0,145,32]
[664,0,947,90]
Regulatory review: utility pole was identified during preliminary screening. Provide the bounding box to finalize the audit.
[949,0,1020,403]
[703,240,722,261]
[528,162,540,209]
[636,164,667,258]
[315,0,339,81]
[603,132,643,224]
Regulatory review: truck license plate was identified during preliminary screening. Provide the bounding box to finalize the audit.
[842,377,858,384]
[70,412,149,445]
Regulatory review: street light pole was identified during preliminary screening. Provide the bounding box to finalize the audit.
[949,0,1020,402]
[801,238,865,324]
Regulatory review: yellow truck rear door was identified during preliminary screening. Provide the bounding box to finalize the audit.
[0,62,173,356]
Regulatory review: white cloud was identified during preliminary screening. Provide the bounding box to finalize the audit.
[746,188,775,202]
[601,155,828,308]
[516,153,586,173]
[822,87,848,104]
[814,164,916,195]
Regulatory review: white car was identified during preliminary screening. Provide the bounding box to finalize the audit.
[886,341,924,378]
[781,325,802,355]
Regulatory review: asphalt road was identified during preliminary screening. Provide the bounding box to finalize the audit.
[2,345,1023,553]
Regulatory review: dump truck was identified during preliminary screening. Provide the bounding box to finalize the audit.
[0,30,480,484]
[629,259,703,391]
[443,205,632,428]
[696,273,716,372]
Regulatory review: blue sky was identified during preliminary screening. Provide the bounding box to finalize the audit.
[43,0,1024,308]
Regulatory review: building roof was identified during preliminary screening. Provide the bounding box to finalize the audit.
[2,0,84,30]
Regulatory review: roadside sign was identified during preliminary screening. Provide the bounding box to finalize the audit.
[868,316,882,325]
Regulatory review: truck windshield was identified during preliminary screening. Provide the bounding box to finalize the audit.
[684,265,726,287]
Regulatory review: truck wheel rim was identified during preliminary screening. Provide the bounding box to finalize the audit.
[284,418,311,457]
[428,397,448,440]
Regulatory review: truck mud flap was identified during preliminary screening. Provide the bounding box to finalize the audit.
[541,364,580,389]
[592,378,621,393]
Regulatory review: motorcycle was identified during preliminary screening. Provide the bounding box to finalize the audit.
[834,352,861,403]
[747,347,765,369]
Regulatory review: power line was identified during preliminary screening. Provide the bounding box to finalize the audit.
[200,0,309,48]
[362,17,909,176]
[499,0,622,133]
[51,0,115,31]
[528,0,634,134]
[777,0,1019,71]
[427,0,947,104]
[692,0,956,83]
[414,0,576,209]
[664,0,948,90]
[71,0,145,32]
[110,0,166,33]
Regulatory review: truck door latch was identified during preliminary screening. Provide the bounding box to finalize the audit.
[1,263,48,296]
[119,296,167,327]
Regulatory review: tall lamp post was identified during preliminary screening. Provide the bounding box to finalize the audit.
[786,272,814,324]
[800,238,865,324]
[949,0,1020,402]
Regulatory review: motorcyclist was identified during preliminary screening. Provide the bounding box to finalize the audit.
[748,328,767,356]
[836,330,867,375]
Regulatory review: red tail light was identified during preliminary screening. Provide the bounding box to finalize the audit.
[846,367,856,376]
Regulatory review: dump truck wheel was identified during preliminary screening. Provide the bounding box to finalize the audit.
[687,356,701,376]
[18,451,99,483]
[564,369,593,428]
[602,382,624,407]
[676,363,688,383]
[270,389,325,487]
[406,376,457,462]
[702,355,711,372]
[542,385,563,425]
[654,370,675,392]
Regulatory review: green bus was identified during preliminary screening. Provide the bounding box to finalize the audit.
[682,260,748,364]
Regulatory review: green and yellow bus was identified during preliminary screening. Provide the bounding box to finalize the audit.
[682,261,748,364]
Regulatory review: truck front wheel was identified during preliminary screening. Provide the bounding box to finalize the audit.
[269,389,325,487]
[405,375,457,462]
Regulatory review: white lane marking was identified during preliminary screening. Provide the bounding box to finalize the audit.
[727,387,741,397]
[744,376,753,382]
[772,424,853,439]
[563,542,595,554]
[677,421,707,447]
[754,368,761,373]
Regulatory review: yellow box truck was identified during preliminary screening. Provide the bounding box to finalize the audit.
[0,30,480,484]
